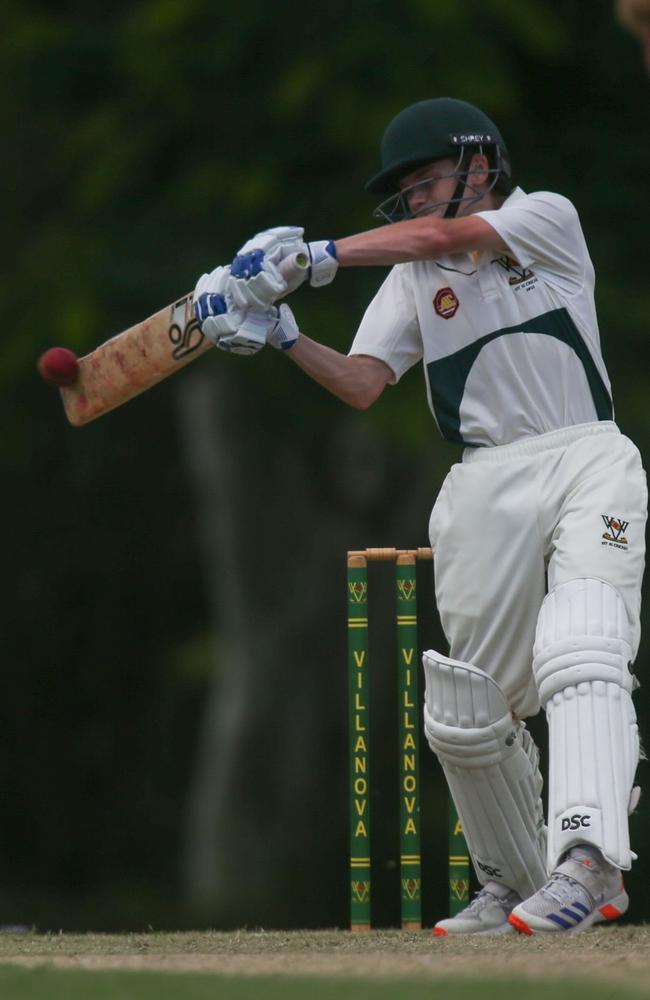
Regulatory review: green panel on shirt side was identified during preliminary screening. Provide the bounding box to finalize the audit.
[425,307,613,446]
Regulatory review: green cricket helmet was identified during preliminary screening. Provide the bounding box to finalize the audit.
[366,97,511,222]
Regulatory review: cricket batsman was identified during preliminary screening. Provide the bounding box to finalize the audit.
[194,97,647,935]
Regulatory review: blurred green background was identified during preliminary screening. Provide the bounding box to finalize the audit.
[2,0,649,931]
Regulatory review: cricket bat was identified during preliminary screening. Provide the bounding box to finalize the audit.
[56,253,308,426]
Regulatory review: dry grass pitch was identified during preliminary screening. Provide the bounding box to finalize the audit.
[0,925,649,987]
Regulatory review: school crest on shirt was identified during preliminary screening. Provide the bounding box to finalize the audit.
[601,515,629,548]
[433,287,459,319]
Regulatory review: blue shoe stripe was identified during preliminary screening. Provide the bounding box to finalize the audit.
[560,907,584,923]
[572,902,589,915]
[547,913,573,929]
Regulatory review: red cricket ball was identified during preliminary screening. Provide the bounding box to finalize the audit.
[37,347,79,387]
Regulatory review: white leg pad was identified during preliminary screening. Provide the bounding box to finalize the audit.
[423,650,547,899]
[534,578,640,870]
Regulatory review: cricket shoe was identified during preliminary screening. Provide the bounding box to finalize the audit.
[434,881,521,936]
[508,845,628,936]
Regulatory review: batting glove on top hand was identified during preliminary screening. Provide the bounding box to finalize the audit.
[229,226,305,311]
[237,225,305,265]
[228,228,339,309]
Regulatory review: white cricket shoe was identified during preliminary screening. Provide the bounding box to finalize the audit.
[509,845,628,936]
[434,881,521,937]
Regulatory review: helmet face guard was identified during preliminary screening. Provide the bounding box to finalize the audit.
[373,139,507,224]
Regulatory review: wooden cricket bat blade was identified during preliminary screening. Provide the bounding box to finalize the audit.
[60,293,211,426]
[59,252,309,426]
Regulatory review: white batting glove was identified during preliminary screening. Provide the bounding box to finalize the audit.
[194,265,263,355]
[194,263,229,304]
[228,228,339,312]
[267,303,300,352]
[237,226,305,263]
[194,265,240,337]
[216,309,280,355]
[229,226,305,310]
[215,305,298,355]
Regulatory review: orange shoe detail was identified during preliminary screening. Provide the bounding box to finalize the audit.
[598,904,622,921]
[508,913,534,936]
[433,926,448,937]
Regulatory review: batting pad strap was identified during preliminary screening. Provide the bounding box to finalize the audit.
[423,652,547,899]
[534,579,639,870]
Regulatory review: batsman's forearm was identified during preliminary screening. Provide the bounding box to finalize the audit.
[287,335,391,410]
[334,218,449,264]
[332,212,501,264]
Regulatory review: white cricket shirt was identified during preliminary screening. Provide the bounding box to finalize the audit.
[349,187,613,447]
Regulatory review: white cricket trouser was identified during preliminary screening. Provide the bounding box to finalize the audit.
[429,422,647,719]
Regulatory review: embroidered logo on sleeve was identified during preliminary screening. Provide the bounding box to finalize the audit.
[601,515,629,548]
[492,255,538,292]
[433,287,459,319]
